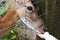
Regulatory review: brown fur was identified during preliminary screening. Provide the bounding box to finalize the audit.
[0,4,19,37]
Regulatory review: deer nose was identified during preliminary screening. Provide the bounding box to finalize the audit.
[27,6,33,11]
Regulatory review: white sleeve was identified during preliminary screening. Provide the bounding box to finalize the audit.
[37,32,58,40]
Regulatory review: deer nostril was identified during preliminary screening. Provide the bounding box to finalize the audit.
[27,6,33,11]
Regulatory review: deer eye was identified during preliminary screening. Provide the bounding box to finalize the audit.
[27,6,33,11]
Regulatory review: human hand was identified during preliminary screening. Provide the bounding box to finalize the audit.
[37,32,58,40]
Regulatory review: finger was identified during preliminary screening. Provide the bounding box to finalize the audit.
[37,33,45,39]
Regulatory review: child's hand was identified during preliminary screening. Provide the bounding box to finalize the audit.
[37,32,58,40]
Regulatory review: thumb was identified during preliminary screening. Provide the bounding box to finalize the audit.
[37,32,49,39]
[37,33,45,39]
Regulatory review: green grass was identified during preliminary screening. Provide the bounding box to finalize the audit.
[2,29,19,40]
[0,6,10,17]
